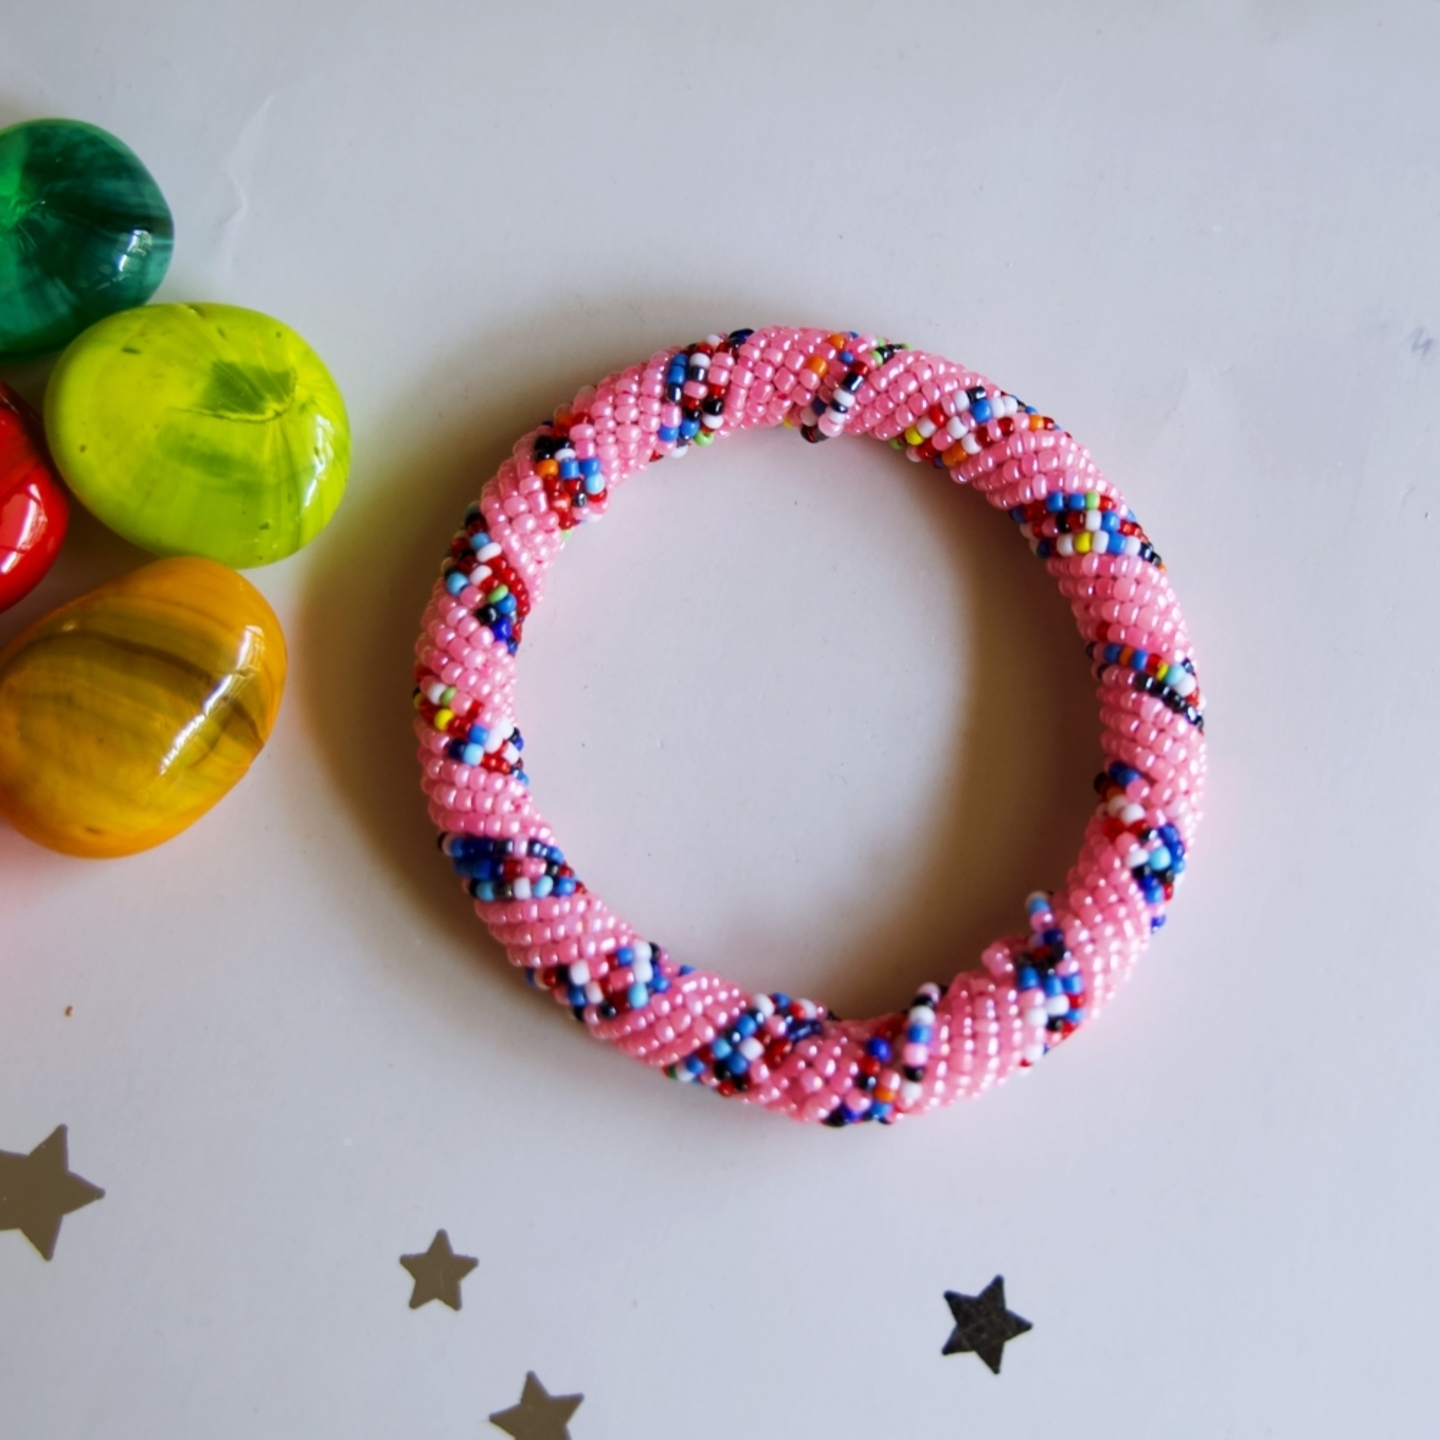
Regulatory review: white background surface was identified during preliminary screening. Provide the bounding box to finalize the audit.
[2,3,1438,1436]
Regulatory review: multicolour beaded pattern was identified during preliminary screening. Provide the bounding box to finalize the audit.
[414,326,1207,1126]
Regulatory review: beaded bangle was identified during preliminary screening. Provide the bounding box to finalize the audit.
[414,327,1206,1126]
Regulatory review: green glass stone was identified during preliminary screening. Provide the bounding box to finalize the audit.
[45,303,351,568]
[0,118,174,361]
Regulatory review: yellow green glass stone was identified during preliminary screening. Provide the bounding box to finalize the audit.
[0,556,286,857]
[0,118,174,361]
[46,302,350,568]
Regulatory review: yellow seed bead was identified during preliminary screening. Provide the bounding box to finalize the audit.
[434,708,454,730]
[1074,532,1092,553]
[904,426,924,446]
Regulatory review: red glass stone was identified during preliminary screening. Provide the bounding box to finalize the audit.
[0,382,68,611]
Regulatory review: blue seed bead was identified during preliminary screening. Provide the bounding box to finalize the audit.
[1148,846,1173,871]
[711,1037,733,1059]
[679,964,695,976]
[1067,492,1087,510]
[1035,540,1052,558]
[1069,1006,1087,1023]
[615,946,635,966]
[1101,511,1121,532]
[554,877,576,897]
[460,742,482,766]
[468,725,489,746]
[971,398,994,422]
[1159,824,1181,847]
[1010,505,1027,522]
[679,417,700,438]
[871,1101,893,1121]
[532,875,553,898]
[628,983,649,1009]
[579,457,601,477]
[567,985,587,1007]
[559,459,580,480]
[652,973,671,993]
[866,1037,892,1061]
[474,881,495,902]
[445,571,468,595]
[658,425,679,442]
[1063,973,1085,995]
[498,593,518,614]
[468,530,491,549]
[1111,762,1141,785]
[584,472,605,495]
[736,1013,758,1037]
[684,1054,706,1075]
[1140,874,1164,903]
[1018,966,1040,990]
[1025,894,1050,914]
[725,1052,749,1076]
[772,993,791,1009]
[1043,973,1064,997]
[906,1024,931,1043]
[1130,650,1149,671]
[1045,491,1066,512]
[1042,927,1066,948]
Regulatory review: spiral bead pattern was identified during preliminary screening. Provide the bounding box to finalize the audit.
[414,326,1207,1126]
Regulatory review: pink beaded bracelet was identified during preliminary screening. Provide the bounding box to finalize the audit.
[414,327,1206,1126]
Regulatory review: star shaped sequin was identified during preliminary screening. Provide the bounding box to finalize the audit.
[942,1275,1032,1373]
[399,1229,478,1310]
[0,1125,105,1260]
[488,1372,583,1440]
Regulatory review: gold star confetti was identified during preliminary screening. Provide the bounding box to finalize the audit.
[0,1125,104,1261]
[399,1228,478,1310]
[488,1372,583,1440]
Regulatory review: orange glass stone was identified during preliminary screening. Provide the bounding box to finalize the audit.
[0,556,285,857]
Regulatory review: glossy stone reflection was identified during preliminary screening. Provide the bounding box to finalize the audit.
[0,382,68,611]
[46,302,350,568]
[0,557,286,857]
[0,118,173,360]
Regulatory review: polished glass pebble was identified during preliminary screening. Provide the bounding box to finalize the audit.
[0,382,68,611]
[0,556,285,857]
[45,302,350,568]
[0,118,173,361]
